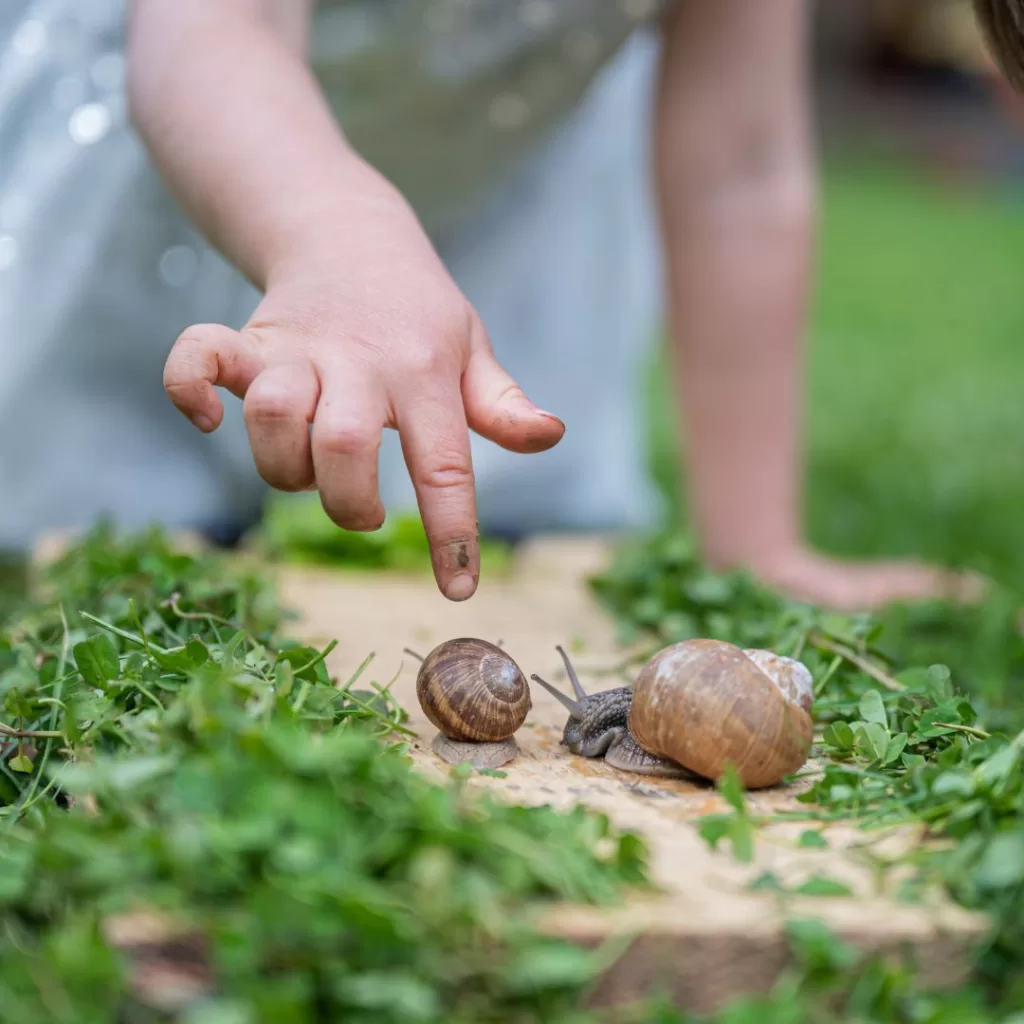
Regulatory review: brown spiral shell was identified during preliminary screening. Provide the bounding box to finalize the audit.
[415,638,532,742]
[627,638,813,789]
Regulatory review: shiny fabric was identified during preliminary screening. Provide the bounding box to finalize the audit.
[0,0,666,549]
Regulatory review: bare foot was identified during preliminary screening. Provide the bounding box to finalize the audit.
[740,547,989,612]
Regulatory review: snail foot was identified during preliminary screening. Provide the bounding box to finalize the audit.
[604,733,701,781]
[430,733,519,771]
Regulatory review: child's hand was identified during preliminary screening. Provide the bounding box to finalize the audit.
[127,0,561,600]
[162,193,564,601]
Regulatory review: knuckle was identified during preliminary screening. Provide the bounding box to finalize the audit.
[417,456,473,494]
[398,302,475,375]
[163,357,194,394]
[435,300,475,340]
[163,377,196,403]
[495,381,527,405]
[245,379,301,425]
[316,417,379,458]
[171,323,221,357]
[400,343,448,378]
[164,324,220,388]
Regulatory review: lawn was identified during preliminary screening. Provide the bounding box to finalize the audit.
[646,153,1024,593]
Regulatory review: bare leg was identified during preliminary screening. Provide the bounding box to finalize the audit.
[653,0,984,611]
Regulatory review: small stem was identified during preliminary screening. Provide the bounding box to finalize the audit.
[0,758,24,793]
[338,653,375,694]
[2,606,72,831]
[808,632,905,692]
[130,600,155,663]
[292,681,312,714]
[292,639,337,678]
[932,722,991,740]
[814,654,844,697]
[339,689,417,737]
[165,593,244,633]
[790,631,808,663]
[0,724,64,739]
[79,611,169,654]
[131,682,165,712]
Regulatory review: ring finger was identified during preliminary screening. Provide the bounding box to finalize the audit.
[311,372,387,531]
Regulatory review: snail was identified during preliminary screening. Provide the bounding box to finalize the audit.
[530,646,693,779]
[530,639,814,789]
[408,638,532,770]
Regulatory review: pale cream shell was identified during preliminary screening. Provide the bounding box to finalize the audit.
[742,648,814,715]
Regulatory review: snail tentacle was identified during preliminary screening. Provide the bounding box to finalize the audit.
[555,644,588,701]
[529,674,582,717]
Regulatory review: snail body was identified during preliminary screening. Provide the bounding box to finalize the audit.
[531,639,813,789]
[413,638,531,769]
[531,648,696,780]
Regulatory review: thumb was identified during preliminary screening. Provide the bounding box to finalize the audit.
[164,323,264,432]
[462,347,565,454]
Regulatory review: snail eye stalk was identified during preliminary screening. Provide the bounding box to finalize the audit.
[529,674,582,717]
[555,644,589,700]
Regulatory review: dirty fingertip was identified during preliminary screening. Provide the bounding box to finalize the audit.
[434,536,480,601]
[444,572,478,601]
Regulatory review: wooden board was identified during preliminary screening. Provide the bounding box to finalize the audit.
[274,534,988,1014]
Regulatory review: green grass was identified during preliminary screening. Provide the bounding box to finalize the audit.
[647,154,1024,592]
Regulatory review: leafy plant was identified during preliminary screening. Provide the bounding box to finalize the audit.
[696,766,757,865]
[0,523,647,1022]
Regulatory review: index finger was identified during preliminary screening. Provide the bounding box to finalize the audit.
[395,386,479,601]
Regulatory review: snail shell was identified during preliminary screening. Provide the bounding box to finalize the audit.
[742,648,814,716]
[628,638,813,789]
[415,638,531,743]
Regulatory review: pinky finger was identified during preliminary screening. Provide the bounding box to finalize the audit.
[164,323,263,432]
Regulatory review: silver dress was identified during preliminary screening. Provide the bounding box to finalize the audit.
[0,0,666,549]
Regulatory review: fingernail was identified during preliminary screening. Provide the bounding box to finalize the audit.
[193,414,214,432]
[444,573,477,601]
[535,410,564,427]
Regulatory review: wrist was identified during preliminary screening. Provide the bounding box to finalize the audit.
[259,163,422,290]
